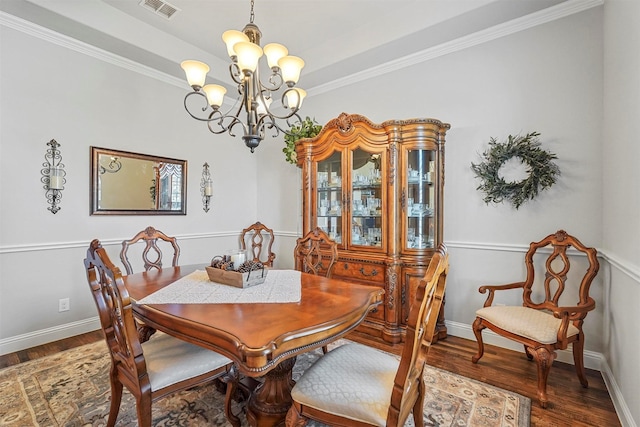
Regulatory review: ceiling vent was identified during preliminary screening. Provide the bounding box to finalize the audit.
[139,0,180,20]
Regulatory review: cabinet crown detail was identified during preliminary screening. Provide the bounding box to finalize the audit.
[295,113,450,345]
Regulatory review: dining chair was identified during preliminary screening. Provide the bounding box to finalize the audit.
[286,244,448,427]
[471,230,599,408]
[293,227,340,353]
[120,226,180,275]
[240,221,276,267]
[293,227,338,278]
[84,239,241,427]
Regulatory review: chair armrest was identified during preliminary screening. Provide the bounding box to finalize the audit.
[552,297,596,345]
[478,281,526,307]
[551,297,596,320]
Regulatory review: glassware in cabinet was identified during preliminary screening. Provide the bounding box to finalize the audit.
[405,149,435,250]
[350,149,383,248]
[316,151,343,243]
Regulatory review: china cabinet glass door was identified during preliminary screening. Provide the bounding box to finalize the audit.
[405,149,435,250]
[316,151,343,243]
[350,149,383,248]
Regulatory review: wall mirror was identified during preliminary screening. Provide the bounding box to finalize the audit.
[90,147,187,215]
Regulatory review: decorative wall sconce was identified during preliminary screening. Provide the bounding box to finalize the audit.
[200,162,213,212]
[40,139,66,214]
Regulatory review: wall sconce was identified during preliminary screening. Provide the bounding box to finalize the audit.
[200,162,213,212]
[40,139,65,214]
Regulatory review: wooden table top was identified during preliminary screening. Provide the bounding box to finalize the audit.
[124,265,384,376]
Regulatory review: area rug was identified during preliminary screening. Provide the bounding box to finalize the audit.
[0,339,530,426]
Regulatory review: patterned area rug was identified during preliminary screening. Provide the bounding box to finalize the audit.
[0,339,530,426]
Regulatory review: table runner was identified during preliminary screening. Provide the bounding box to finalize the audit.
[136,269,301,304]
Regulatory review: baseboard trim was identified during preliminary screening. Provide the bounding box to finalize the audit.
[599,357,638,427]
[0,317,100,355]
[446,320,635,427]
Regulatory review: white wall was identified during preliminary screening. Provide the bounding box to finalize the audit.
[0,23,259,341]
[602,0,640,425]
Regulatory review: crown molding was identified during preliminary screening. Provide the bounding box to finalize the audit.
[0,11,185,89]
[308,0,604,96]
[2,0,603,97]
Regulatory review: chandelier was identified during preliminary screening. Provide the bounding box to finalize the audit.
[180,0,306,152]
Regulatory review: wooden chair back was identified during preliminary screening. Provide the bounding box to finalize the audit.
[85,239,149,391]
[120,226,180,275]
[294,228,338,278]
[240,221,276,267]
[521,230,599,335]
[388,244,448,425]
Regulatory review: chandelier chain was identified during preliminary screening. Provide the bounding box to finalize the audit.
[250,0,255,23]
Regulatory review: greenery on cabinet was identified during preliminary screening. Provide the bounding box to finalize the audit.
[283,117,323,164]
[471,132,560,209]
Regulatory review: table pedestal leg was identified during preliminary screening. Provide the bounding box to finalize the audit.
[246,357,296,427]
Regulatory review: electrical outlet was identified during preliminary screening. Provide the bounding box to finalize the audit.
[59,298,70,312]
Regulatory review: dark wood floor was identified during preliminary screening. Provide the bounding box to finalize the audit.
[0,331,620,426]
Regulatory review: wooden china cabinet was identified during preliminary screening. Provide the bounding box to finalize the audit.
[295,113,450,345]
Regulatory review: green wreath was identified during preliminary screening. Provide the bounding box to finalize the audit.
[471,132,560,209]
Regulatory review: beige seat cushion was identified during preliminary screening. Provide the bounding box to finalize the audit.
[291,342,399,427]
[141,332,232,391]
[476,305,580,344]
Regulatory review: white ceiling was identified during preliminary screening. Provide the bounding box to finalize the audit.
[3,0,568,90]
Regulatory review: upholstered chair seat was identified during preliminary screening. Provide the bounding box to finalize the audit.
[141,332,233,391]
[291,342,399,426]
[475,306,580,345]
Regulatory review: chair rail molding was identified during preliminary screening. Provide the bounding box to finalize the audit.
[446,240,639,283]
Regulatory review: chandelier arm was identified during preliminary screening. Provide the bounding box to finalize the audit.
[183,91,248,138]
[229,63,244,86]
[254,68,284,92]
[257,110,303,138]
[258,95,302,121]
[183,91,220,122]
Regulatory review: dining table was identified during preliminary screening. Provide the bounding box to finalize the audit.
[123,264,384,427]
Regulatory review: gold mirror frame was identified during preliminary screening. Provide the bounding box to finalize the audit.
[90,147,187,215]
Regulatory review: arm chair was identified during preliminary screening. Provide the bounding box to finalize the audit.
[285,244,449,427]
[84,239,241,427]
[240,221,276,267]
[120,226,180,275]
[293,227,338,278]
[471,230,599,408]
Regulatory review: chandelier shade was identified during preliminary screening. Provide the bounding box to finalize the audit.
[222,30,249,57]
[181,60,209,88]
[181,0,307,153]
[278,56,304,85]
[264,43,288,69]
[202,84,227,108]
